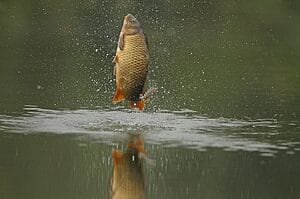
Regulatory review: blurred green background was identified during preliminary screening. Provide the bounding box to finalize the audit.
[0,0,299,119]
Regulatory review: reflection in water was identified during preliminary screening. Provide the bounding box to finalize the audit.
[111,134,146,199]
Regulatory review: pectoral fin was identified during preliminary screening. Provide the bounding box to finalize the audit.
[118,32,125,50]
[112,55,117,64]
[140,87,158,101]
[112,88,125,104]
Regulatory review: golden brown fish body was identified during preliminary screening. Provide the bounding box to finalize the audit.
[111,135,146,199]
[112,14,149,110]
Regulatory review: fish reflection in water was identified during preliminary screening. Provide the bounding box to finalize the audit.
[111,134,147,199]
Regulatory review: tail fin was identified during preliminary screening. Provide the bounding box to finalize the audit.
[128,136,145,154]
[130,100,145,111]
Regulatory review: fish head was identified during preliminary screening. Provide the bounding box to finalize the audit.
[122,14,142,35]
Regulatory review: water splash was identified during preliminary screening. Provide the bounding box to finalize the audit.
[0,106,299,156]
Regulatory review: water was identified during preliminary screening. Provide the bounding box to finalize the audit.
[0,107,299,198]
[1,0,300,199]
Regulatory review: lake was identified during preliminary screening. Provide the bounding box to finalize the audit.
[0,1,299,198]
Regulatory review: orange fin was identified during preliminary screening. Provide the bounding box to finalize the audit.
[112,149,123,165]
[130,100,145,111]
[112,88,125,104]
[128,138,145,153]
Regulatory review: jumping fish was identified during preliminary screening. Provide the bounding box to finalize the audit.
[112,14,156,110]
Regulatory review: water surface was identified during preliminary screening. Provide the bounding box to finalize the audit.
[0,106,299,198]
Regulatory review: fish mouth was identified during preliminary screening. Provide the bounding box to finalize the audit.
[125,14,136,21]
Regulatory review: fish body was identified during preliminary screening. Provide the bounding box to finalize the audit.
[111,136,145,199]
[112,14,149,110]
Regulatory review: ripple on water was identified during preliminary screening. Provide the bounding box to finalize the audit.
[0,106,299,156]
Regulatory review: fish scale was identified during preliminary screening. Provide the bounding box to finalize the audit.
[117,33,149,101]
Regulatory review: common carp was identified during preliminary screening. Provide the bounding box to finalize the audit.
[111,135,146,199]
[112,14,156,110]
